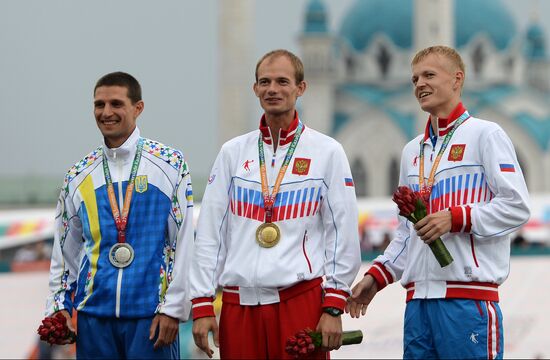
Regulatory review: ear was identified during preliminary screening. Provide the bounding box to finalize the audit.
[134,100,144,117]
[296,80,307,97]
[453,71,465,91]
[253,82,260,97]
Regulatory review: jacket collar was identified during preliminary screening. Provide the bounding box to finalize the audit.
[102,127,141,163]
[259,112,303,147]
[423,102,467,142]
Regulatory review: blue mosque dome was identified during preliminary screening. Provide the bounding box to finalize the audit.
[304,0,328,33]
[339,0,516,51]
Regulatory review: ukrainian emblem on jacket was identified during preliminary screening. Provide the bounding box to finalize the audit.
[448,144,466,161]
[292,158,311,175]
[135,175,148,193]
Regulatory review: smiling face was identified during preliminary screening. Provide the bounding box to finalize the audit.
[253,55,306,119]
[411,53,464,118]
[94,85,144,148]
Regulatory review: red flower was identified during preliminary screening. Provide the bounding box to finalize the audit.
[392,186,454,267]
[285,328,363,358]
[37,312,76,346]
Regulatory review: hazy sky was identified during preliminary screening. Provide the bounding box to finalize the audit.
[0,0,545,181]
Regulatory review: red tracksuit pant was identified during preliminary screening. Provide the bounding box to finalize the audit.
[219,283,329,359]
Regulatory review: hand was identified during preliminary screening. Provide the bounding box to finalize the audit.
[149,314,179,349]
[414,210,452,244]
[316,313,342,351]
[192,317,219,359]
[54,310,76,345]
[345,274,378,318]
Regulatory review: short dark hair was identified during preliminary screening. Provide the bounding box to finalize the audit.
[94,72,142,104]
[255,49,305,84]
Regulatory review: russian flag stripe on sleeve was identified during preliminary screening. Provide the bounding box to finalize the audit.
[500,163,515,172]
[344,178,354,187]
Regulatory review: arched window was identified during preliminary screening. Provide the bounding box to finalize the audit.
[377,44,391,78]
[388,157,399,196]
[472,44,485,76]
[352,158,367,197]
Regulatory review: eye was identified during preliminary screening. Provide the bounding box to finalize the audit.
[411,77,418,85]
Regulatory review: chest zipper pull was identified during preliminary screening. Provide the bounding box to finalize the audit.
[271,152,276,168]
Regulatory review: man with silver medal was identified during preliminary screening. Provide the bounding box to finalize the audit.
[44,72,195,359]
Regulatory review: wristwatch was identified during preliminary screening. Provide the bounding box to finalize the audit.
[323,307,343,317]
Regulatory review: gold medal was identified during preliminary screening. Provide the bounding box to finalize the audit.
[256,223,280,248]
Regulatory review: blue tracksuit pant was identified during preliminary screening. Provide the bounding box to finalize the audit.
[404,299,503,359]
[76,313,180,359]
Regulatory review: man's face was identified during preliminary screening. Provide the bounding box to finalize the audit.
[411,53,463,118]
[94,85,143,148]
[253,56,306,117]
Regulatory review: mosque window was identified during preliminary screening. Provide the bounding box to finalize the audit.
[346,54,356,75]
[388,157,399,196]
[352,158,367,197]
[377,44,391,78]
[472,44,485,76]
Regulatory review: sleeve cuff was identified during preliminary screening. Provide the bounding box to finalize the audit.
[191,297,215,320]
[449,205,472,233]
[322,289,349,311]
[366,262,394,291]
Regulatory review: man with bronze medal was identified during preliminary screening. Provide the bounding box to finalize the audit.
[44,72,195,359]
[347,46,530,359]
[190,50,361,359]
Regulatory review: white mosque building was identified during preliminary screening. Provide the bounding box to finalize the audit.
[299,0,550,197]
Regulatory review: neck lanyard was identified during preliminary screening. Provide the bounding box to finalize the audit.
[419,111,469,195]
[102,138,144,243]
[258,122,303,223]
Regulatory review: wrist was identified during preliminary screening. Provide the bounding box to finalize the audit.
[323,306,343,317]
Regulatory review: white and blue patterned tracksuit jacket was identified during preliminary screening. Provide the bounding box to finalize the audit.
[46,127,194,321]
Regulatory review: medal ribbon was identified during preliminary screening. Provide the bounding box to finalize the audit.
[258,121,304,223]
[102,138,144,243]
[419,111,470,195]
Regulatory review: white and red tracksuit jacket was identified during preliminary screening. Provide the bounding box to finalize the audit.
[190,114,361,318]
[367,103,530,302]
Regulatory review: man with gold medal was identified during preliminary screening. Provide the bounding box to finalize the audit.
[190,50,361,359]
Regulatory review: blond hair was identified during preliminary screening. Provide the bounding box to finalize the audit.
[412,46,466,84]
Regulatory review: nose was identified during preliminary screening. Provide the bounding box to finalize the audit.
[102,104,114,118]
[267,82,278,94]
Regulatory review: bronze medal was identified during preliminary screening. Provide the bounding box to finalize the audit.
[256,223,281,248]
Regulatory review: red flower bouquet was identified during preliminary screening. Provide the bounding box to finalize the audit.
[37,312,76,345]
[392,186,453,267]
[285,328,363,358]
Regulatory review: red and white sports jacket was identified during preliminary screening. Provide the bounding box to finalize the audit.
[190,114,361,318]
[367,103,530,302]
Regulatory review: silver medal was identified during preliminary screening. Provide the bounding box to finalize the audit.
[109,243,134,268]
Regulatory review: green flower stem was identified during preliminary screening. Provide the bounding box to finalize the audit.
[342,330,364,345]
[428,238,454,267]
[309,330,363,347]
[405,211,454,268]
